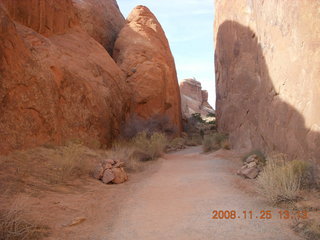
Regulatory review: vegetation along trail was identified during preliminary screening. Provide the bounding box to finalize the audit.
[100,147,302,240]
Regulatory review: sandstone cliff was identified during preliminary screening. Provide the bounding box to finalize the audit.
[0,0,130,153]
[0,1,182,153]
[215,0,320,161]
[180,78,214,119]
[113,6,182,133]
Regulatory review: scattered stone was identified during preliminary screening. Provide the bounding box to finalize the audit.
[93,158,128,184]
[247,161,257,168]
[237,154,261,179]
[238,167,260,179]
[113,161,125,168]
[103,159,115,165]
[112,167,128,184]
[92,164,104,180]
[63,217,86,227]
[102,169,115,184]
[245,154,258,163]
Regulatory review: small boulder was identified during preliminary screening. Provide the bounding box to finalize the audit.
[245,154,258,163]
[111,167,128,184]
[113,161,125,168]
[102,169,115,183]
[247,161,257,168]
[237,167,259,179]
[92,164,104,180]
[103,159,115,165]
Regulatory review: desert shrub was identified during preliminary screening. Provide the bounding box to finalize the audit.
[0,198,48,240]
[185,134,203,146]
[166,137,186,152]
[169,137,186,149]
[242,150,266,165]
[131,132,167,160]
[109,142,143,172]
[257,154,312,204]
[122,114,176,138]
[206,112,215,118]
[202,133,229,152]
[52,143,91,183]
[304,220,320,240]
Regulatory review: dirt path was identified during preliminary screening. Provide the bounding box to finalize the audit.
[92,147,302,240]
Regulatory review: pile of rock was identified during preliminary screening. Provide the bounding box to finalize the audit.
[237,154,263,179]
[93,159,128,184]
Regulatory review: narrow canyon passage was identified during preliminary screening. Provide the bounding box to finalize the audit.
[96,147,302,240]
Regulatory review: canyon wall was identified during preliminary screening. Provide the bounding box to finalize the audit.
[113,6,182,133]
[0,1,182,153]
[180,78,214,119]
[215,0,320,161]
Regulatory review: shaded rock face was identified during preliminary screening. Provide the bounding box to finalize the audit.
[179,78,215,119]
[0,1,130,153]
[113,6,182,134]
[215,1,320,161]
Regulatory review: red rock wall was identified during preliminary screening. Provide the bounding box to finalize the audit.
[72,0,125,55]
[113,6,182,133]
[1,0,78,36]
[215,0,320,161]
[0,1,183,153]
[0,1,130,153]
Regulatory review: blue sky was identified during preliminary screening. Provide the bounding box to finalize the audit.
[117,0,216,107]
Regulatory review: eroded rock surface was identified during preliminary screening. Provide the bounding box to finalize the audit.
[72,0,125,55]
[215,0,320,161]
[113,5,182,134]
[180,78,214,119]
[0,0,130,153]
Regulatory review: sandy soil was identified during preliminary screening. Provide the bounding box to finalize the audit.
[36,146,304,239]
[0,145,303,240]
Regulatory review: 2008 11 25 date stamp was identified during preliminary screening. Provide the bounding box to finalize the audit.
[211,210,308,220]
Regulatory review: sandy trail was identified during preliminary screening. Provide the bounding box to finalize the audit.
[91,146,302,240]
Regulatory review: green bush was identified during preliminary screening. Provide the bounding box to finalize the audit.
[191,113,204,123]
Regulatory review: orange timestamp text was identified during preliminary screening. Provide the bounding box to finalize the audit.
[211,210,308,220]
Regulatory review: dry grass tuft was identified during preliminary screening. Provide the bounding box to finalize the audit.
[131,132,167,160]
[185,134,202,146]
[202,133,229,152]
[257,154,312,204]
[51,143,92,183]
[109,142,143,172]
[0,197,48,240]
[167,137,186,151]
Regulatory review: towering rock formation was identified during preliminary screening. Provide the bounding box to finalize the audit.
[215,0,320,161]
[0,0,130,153]
[179,78,215,119]
[113,6,182,133]
[0,1,182,153]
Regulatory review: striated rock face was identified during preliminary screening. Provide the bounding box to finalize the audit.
[215,0,320,161]
[1,0,78,36]
[0,1,130,153]
[179,78,214,119]
[113,5,182,133]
